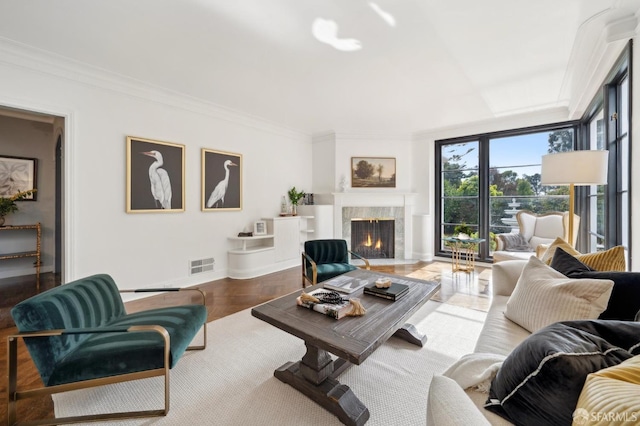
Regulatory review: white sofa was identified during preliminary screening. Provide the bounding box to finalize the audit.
[427,260,530,425]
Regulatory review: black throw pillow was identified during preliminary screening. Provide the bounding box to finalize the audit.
[485,320,640,426]
[550,247,594,275]
[551,248,640,320]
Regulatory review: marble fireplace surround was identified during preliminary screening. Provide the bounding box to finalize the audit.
[318,192,416,260]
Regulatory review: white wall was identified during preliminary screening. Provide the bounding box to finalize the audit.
[0,42,311,289]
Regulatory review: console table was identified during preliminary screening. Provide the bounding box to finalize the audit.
[0,223,41,290]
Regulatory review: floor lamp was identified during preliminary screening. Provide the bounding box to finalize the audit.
[540,150,609,246]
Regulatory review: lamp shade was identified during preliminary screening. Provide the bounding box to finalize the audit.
[540,150,609,186]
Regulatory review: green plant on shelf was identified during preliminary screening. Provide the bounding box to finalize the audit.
[287,187,305,206]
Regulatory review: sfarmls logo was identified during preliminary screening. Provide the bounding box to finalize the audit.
[573,408,639,424]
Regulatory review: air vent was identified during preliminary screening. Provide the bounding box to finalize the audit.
[190,257,214,275]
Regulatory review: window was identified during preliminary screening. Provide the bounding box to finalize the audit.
[578,41,631,259]
[435,41,632,263]
[436,124,576,261]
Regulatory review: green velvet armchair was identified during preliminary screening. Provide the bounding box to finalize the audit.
[301,239,370,287]
[7,273,207,425]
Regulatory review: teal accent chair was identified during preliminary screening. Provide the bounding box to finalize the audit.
[302,239,370,287]
[7,273,207,425]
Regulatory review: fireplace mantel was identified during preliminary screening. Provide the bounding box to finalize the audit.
[329,192,417,207]
[314,192,417,260]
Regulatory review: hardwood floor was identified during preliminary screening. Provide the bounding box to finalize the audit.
[0,261,490,424]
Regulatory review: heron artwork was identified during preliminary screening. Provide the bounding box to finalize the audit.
[142,150,172,209]
[207,159,237,208]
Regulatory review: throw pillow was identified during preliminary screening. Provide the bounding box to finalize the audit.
[550,247,594,276]
[575,245,626,272]
[498,233,532,252]
[551,248,640,321]
[540,237,580,265]
[485,320,640,426]
[505,256,613,333]
[573,355,640,425]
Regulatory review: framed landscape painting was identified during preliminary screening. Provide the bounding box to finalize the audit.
[351,157,396,188]
[126,136,185,213]
[201,148,242,211]
[0,155,37,200]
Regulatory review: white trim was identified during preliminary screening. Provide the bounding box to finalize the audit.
[0,38,308,141]
[0,97,76,283]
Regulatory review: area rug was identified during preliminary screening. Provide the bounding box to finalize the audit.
[53,300,486,425]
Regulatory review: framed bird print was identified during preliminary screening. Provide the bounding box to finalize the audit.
[126,136,185,213]
[201,148,242,211]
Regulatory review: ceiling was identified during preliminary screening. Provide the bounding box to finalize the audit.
[0,0,638,135]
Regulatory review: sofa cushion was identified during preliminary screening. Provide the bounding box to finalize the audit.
[473,295,530,356]
[310,263,358,283]
[485,320,640,426]
[573,355,640,424]
[47,304,207,386]
[505,256,613,333]
[551,248,640,321]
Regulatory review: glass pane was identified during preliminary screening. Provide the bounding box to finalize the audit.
[442,197,479,233]
[441,142,478,171]
[589,109,604,150]
[620,76,629,135]
[440,141,479,246]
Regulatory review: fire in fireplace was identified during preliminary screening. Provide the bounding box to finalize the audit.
[351,218,395,259]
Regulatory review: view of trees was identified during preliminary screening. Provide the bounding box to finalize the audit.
[441,130,573,238]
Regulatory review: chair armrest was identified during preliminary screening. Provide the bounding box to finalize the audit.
[10,324,170,338]
[120,287,206,306]
[349,250,370,270]
[427,376,491,426]
[491,260,527,297]
[301,252,318,285]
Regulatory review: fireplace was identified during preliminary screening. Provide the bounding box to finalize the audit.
[351,219,395,259]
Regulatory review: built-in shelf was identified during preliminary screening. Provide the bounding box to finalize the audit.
[228,234,274,252]
[227,215,318,279]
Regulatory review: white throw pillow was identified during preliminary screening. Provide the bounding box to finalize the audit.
[505,256,613,333]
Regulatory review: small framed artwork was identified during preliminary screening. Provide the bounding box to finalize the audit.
[351,157,396,188]
[202,149,242,211]
[254,220,267,236]
[0,155,37,200]
[126,136,185,213]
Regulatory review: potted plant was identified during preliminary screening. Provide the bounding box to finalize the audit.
[453,223,473,239]
[287,187,305,215]
[0,189,37,226]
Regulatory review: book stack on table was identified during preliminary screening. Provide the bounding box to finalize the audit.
[363,283,409,301]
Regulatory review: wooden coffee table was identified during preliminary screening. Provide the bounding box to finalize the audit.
[251,269,440,426]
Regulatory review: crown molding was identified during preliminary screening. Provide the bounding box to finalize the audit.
[412,107,569,141]
[0,38,310,141]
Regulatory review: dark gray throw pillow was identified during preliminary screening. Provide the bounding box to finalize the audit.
[485,320,640,426]
[498,233,532,252]
[551,247,640,320]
